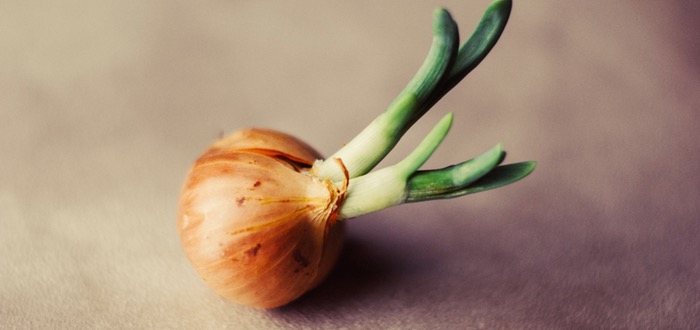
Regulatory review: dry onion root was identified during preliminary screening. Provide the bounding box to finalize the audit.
[178,0,535,309]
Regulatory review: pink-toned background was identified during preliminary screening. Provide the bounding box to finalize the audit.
[2,1,699,328]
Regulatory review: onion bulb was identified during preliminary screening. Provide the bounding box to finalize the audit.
[178,0,536,309]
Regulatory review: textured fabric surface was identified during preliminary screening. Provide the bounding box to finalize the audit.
[2,1,699,328]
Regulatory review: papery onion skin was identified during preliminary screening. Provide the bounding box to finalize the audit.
[177,129,346,308]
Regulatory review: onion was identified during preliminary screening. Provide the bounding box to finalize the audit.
[178,129,346,308]
[178,0,536,309]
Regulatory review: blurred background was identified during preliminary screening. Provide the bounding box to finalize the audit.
[2,0,699,328]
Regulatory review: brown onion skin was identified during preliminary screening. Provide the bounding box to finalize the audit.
[178,128,346,308]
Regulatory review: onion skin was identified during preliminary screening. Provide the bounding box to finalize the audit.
[178,128,346,308]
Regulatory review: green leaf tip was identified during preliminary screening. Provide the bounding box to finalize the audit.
[405,143,506,202]
[406,161,537,202]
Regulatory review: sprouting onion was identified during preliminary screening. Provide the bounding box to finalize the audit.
[178,0,535,309]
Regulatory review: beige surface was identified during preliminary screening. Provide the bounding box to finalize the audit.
[2,0,699,328]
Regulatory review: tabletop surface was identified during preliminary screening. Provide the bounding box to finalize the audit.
[2,1,699,328]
